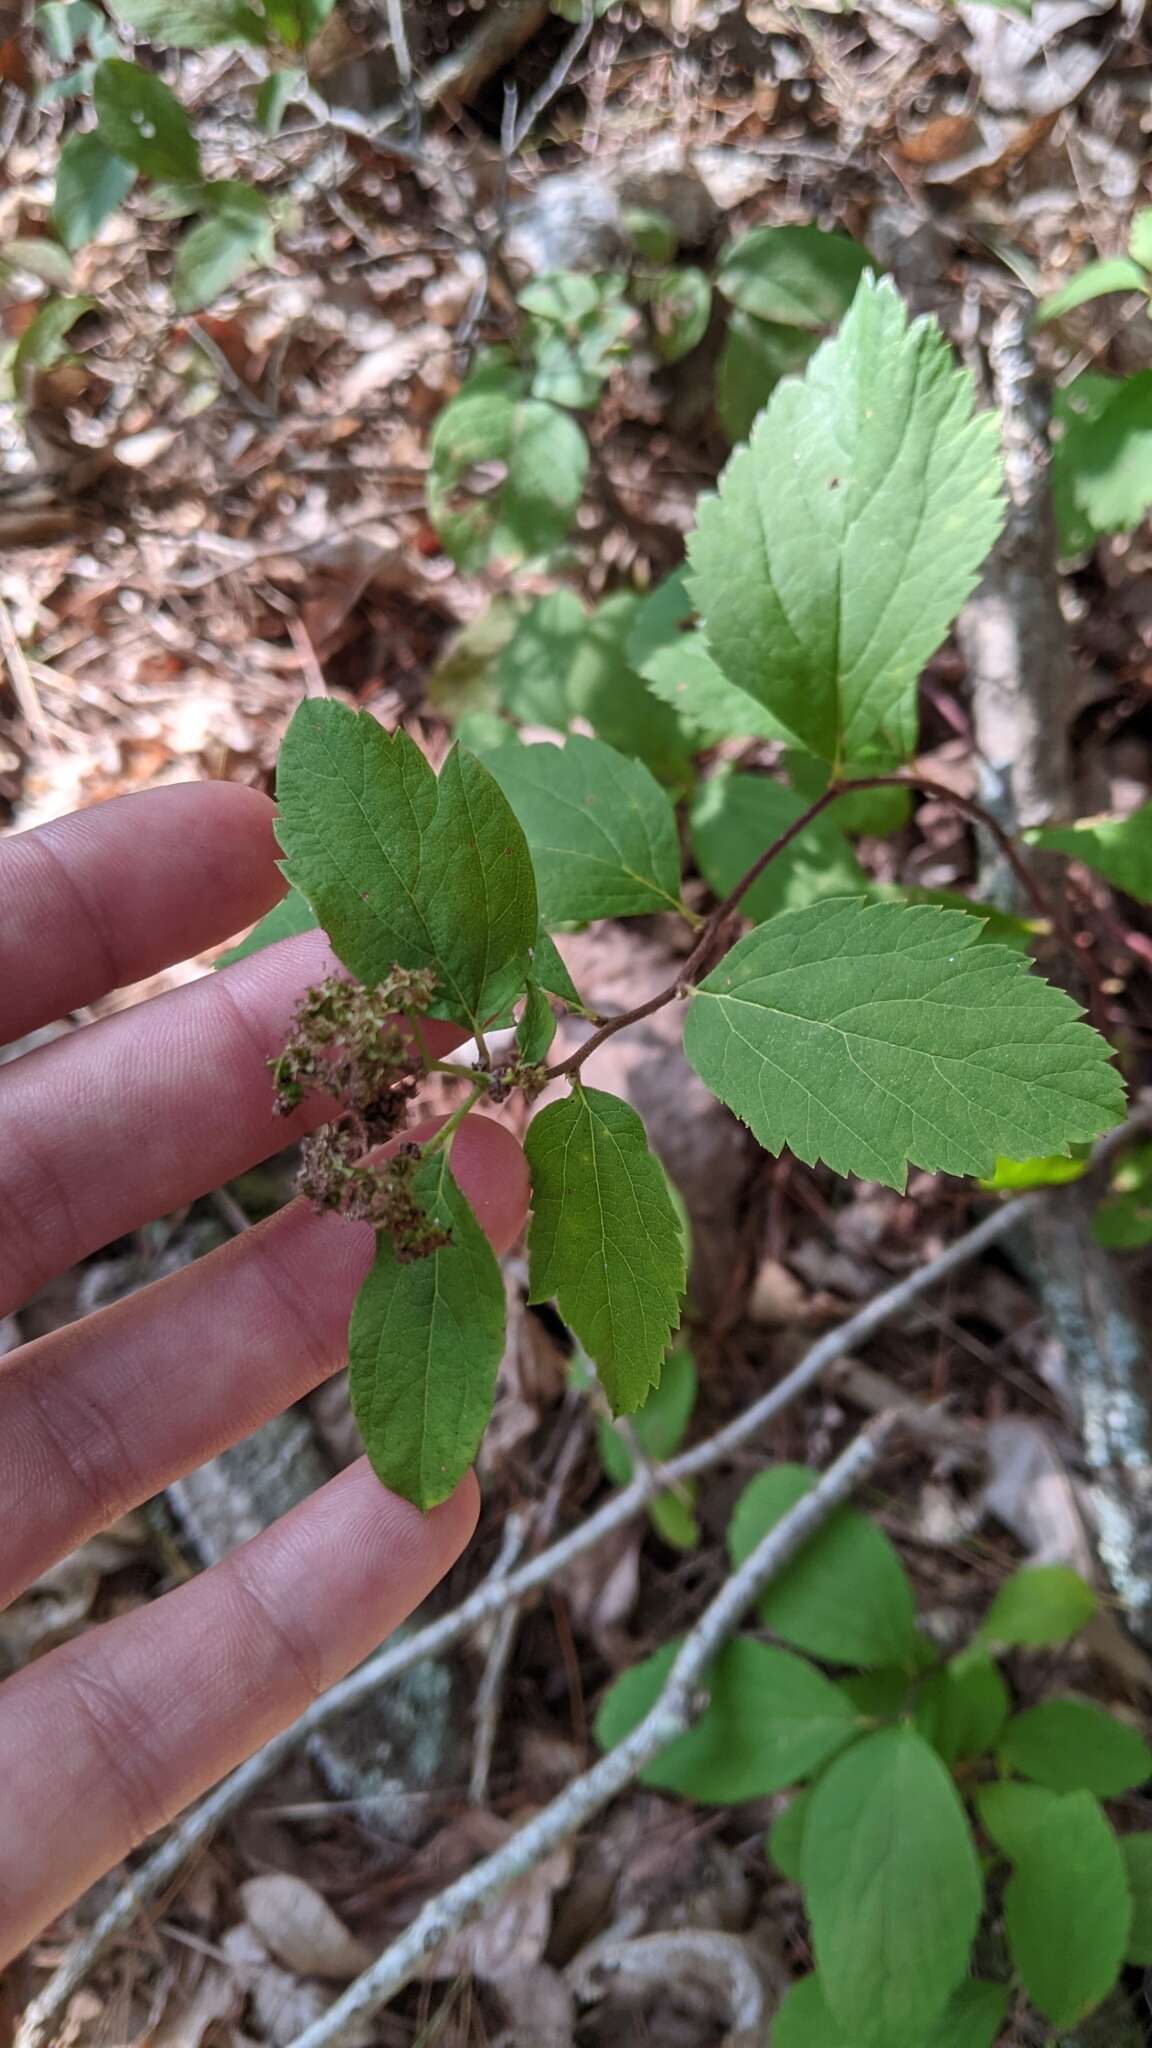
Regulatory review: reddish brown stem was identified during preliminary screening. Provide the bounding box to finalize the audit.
[543,773,1065,1084]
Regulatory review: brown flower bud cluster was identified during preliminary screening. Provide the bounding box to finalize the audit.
[271,970,450,1251]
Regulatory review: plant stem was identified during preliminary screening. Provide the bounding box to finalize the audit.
[545,771,1064,1083]
[420,1079,488,1155]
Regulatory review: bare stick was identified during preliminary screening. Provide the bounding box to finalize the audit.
[468,1511,529,1806]
[288,1418,897,2048]
[508,0,596,154]
[15,1183,1053,2048]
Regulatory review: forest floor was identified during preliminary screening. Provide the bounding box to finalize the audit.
[3,2,1152,2043]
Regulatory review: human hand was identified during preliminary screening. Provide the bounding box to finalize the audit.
[0,780,529,1966]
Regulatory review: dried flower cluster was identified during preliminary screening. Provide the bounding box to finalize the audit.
[272,970,450,1252]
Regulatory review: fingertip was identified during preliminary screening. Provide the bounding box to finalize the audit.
[423,1112,530,1255]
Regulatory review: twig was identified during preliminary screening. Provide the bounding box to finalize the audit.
[15,1182,1061,2048]
[544,769,1060,1083]
[468,1512,529,1806]
[0,597,51,749]
[288,1418,898,2048]
[507,0,597,154]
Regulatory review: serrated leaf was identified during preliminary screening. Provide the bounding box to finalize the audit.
[803,1726,983,2047]
[727,1463,918,1668]
[975,1562,1097,1649]
[684,898,1124,1191]
[637,264,711,362]
[975,1779,1061,1862]
[626,570,784,743]
[108,0,266,43]
[216,884,317,966]
[427,354,588,570]
[275,701,538,1033]
[1121,1832,1152,1963]
[784,746,912,836]
[1052,371,1152,551]
[567,593,695,790]
[348,1150,505,1510]
[768,1789,811,1880]
[689,277,1004,769]
[914,1659,1009,1765]
[597,1343,696,1483]
[172,182,272,311]
[1029,800,1152,901]
[715,308,817,444]
[93,58,201,180]
[484,736,683,926]
[52,132,136,251]
[717,224,871,329]
[1035,256,1149,325]
[525,1085,685,1411]
[595,1637,859,1801]
[515,981,556,1065]
[491,588,582,730]
[1003,1791,1129,2027]
[690,770,866,922]
[1130,208,1152,272]
[999,1697,1152,1795]
[13,294,93,376]
[255,66,302,133]
[520,271,635,410]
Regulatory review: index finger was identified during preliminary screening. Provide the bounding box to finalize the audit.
[0,782,286,1046]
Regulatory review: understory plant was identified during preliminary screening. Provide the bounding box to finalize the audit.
[597,1498,1152,2046]
[224,271,1150,1515]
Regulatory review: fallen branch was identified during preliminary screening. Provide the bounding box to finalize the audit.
[15,1185,1047,2048]
[288,1418,898,2048]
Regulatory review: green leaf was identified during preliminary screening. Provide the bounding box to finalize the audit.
[914,1659,1009,1765]
[525,1085,685,1411]
[683,898,1125,1191]
[255,65,302,133]
[727,1463,918,1668]
[645,1484,699,1550]
[93,58,202,181]
[1093,1141,1152,1249]
[840,1665,918,1716]
[637,265,711,362]
[1035,256,1149,324]
[261,0,333,45]
[348,1150,505,1510]
[37,0,99,61]
[483,736,683,926]
[1052,370,1152,551]
[689,277,1004,769]
[690,771,866,922]
[529,928,583,1009]
[999,1698,1152,1795]
[784,746,913,837]
[975,1562,1097,1649]
[12,294,93,376]
[1029,800,1152,901]
[52,132,136,251]
[1120,1832,1152,1963]
[768,1789,811,1880]
[1130,207,1152,272]
[717,224,872,330]
[597,1343,696,1483]
[515,981,556,1065]
[976,1779,1061,1862]
[567,593,695,789]
[4,239,74,287]
[772,1975,1009,2048]
[623,205,678,263]
[427,355,588,570]
[491,588,582,729]
[595,1636,859,1801]
[979,1151,1088,1189]
[172,182,272,311]
[275,701,538,1033]
[216,884,317,967]
[1003,1791,1130,2027]
[803,1726,983,2047]
[626,570,784,743]
[520,271,635,410]
[715,308,817,445]
[108,0,266,43]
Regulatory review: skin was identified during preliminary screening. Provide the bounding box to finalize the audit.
[0,781,530,1967]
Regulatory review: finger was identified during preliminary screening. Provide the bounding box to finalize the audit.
[0,1114,528,1606]
[0,930,467,1317]
[0,1459,480,1967]
[0,783,286,1047]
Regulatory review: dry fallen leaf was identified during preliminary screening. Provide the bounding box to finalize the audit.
[239,1873,372,1981]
